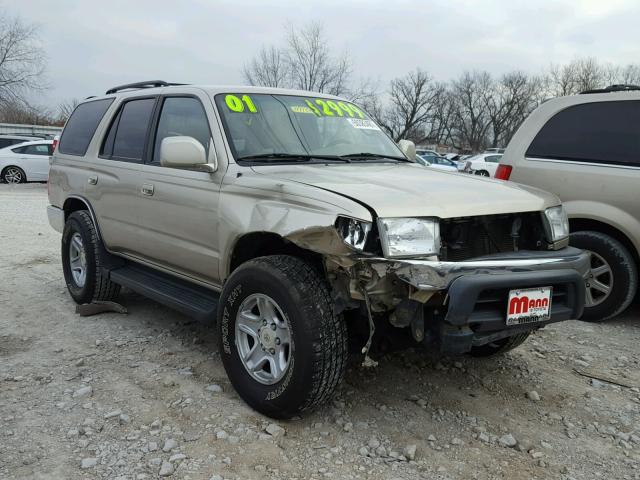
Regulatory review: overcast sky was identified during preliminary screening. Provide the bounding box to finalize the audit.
[5,0,640,109]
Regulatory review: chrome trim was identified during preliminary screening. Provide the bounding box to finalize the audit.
[47,205,65,233]
[364,248,590,291]
[525,156,640,171]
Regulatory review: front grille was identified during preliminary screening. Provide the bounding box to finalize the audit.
[440,212,546,262]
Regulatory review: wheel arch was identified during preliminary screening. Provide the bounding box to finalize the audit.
[569,217,640,266]
[227,231,324,280]
[62,196,104,240]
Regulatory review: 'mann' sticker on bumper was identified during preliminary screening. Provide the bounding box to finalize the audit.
[506,287,552,325]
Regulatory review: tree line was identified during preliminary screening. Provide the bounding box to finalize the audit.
[243,23,640,152]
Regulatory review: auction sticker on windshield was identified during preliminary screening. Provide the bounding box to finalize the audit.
[506,287,552,325]
[347,118,380,130]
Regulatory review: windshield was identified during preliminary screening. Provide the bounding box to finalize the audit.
[215,93,404,162]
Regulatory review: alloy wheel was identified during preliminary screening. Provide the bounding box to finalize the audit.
[235,293,292,385]
[583,249,613,307]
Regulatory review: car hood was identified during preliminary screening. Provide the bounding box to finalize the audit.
[250,163,559,219]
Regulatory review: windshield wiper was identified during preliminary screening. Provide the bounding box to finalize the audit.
[237,153,351,163]
[341,152,410,162]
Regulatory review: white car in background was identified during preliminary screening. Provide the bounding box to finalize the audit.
[467,153,503,177]
[0,140,54,183]
[416,153,459,172]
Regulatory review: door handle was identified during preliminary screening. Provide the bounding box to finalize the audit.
[88,175,98,185]
[141,183,155,196]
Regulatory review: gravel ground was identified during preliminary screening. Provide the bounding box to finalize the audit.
[1,183,639,480]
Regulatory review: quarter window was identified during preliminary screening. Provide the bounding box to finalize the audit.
[526,101,640,167]
[13,144,52,155]
[58,98,114,156]
[152,97,211,165]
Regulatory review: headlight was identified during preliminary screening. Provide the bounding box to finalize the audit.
[378,217,440,257]
[543,206,569,242]
[335,216,372,251]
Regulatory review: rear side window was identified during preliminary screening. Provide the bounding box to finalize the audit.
[13,144,51,155]
[58,98,114,156]
[526,101,640,167]
[101,98,156,162]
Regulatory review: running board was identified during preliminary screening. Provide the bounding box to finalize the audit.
[109,264,219,322]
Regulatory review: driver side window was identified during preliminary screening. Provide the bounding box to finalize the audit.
[152,97,211,165]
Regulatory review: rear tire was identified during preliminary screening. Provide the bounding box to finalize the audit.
[469,332,531,357]
[218,255,348,419]
[570,231,637,322]
[475,170,490,177]
[62,211,121,304]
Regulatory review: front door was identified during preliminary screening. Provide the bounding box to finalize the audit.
[136,95,223,286]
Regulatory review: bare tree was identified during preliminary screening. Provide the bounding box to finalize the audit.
[450,71,493,152]
[242,22,358,98]
[0,13,46,106]
[57,98,81,123]
[483,71,541,147]
[284,22,351,95]
[369,69,441,142]
[0,99,55,124]
[242,46,287,88]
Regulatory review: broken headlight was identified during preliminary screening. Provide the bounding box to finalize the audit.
[543,205,569,242]
[378,217,440,258]
[335,216,372,251]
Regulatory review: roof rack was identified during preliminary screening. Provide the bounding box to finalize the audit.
[105,80,188,95]
[580,84,640,94]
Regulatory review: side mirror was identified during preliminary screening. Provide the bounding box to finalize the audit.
[160,136,214,172]
[398,139,416,160]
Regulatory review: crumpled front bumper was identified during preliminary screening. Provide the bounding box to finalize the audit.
[363,247,589,353]
[364,247,590,291]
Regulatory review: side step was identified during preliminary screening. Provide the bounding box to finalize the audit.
[109,264,219,322]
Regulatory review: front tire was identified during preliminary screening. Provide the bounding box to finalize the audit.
[218,255,348,419]
[62,211,121,304]
[570,231,638,322]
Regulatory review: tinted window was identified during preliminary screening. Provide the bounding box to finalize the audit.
[526,101,640,166]
[58,98,114,156]
[485,155,501,163]
[103,98,156,162]
[17,144,51,155]
[152,97,211,164]
[0,138,23,148]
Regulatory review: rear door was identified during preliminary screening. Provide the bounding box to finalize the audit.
[12,143,52,180]
[136,93,223,286]
[83,96,157,255]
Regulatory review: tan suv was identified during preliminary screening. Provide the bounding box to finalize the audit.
[47,80,588,418]
[498,85,639,321]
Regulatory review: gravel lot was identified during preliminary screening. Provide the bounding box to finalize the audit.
[1,183,639,480]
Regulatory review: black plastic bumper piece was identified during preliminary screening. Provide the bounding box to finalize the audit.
[438,269,585,354]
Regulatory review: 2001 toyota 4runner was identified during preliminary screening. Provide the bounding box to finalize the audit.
[47,80,589,418]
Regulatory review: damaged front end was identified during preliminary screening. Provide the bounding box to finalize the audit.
[284,212,590,358]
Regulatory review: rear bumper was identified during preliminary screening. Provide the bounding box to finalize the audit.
[364,247,589,354]
[47,205,64,233]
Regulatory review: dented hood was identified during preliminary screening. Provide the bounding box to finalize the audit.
[251,163,559,218]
